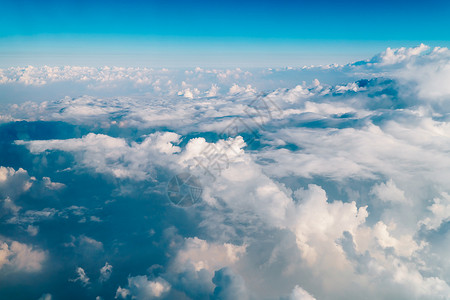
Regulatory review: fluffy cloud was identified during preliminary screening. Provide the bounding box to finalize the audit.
[368,44,430,65]
[352,44,450,101]
[0,166,34,199]
[116,276,171,299]
[16,132,182,181]
[370,179,407,204]
[3,45,450,299]
[0,239,46,272]
[171,237,246,274]
[419,192,450,230]
[290,184,368,264]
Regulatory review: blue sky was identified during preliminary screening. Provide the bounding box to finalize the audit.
[2,0,450,66]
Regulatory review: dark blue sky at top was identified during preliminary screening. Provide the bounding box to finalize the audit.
[1,0,450,66]
[2,0,450,39]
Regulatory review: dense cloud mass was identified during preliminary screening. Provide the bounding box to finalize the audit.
[1,45,450,299]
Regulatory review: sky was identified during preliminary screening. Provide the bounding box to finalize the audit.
[1,0,450,66]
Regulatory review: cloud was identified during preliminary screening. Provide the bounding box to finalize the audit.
[16,132,182,181]
[212,267,249,300]
[116,276,171,299]
[0,166,34,199]
[99,262,113,283]
[419,192,450,230]
[0,239,46,272]
[115,287,130,299]
[26,225,39,236]
[370,179,407,204]
[38,294,52,300]
[171,237,246,274]
[288,285,316,300]
[153,235,248,299]
[290,184,368,264]
[228,84,256,95]
[206,84,220,97]
[70,267,90,286]
[42,177,65,190]
[65,235,104,252]
[372,222,423,257]
[367,44,430,65]
[3,45,450,299]
[352,44,450,101]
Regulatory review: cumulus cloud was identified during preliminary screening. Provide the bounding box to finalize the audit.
[116,276,170,299]
[352,44,450,101]
[368,43,431,65]
[16,132,182,181]
[171,237,246,273]
[290,184,368,264]
[0,239,46,272]
[0,166,34,199]
[419,192,450,230]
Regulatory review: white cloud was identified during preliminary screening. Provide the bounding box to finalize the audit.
[16,132,182,181]
[370,179,407,204]
[289,285,316,300]
[0,242,10,269]
[171,237,246,273]
[0,166,34,198]
[206,84,219,97]
[228,84,256,95]
[290,184,368,264]
[373,221,423,257]
[368,44,430,65]
[65,235,103,251]
[116,276,170,299]
[2,197,21,214]
[4,45,450,299]
[0,239,46,272]
[115,287,130,299]
[70,267,90,286]
[100,262,113,283]
[42,177,65,190]
[352,44,450,101]
[10,241,46,272]
[419,192,450,230]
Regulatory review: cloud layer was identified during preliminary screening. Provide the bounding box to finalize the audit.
[1,45,450,299]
